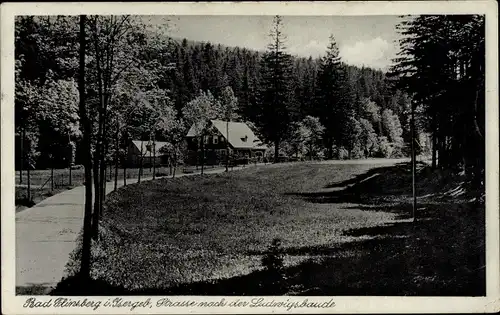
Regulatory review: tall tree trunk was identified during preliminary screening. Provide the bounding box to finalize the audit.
[99,115,109,217]
[438,134,446,169]
[169,157,173,176]
[99,87,112,218]
[92,150,100,239]
[326,137,333,160]
[431,132,437,169]
[68,135,72,186]
[168,155,172,175]
[92,18,105,240]
[99,159,106,216]
[274,140,279,163]
[411,100,417,221]
[98,15,117,216]
[172,144,177,179]
[149,141,153,173]
[102,161,107,202]
[462,121,468,175]
[51,159,54,191]
[472,75,485,189]
[138,140,143,183]
[78,14,93,278]
[114,122,119,191]
[123,134,127,186]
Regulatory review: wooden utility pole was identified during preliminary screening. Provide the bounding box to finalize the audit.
[26,147,31,201]
[68,132,72,186]
[411,99,417,222]
[152,134,156,180]
[20,129,24,184]
[226,121,229,172]
[79,14,93,278]
[50,154,54,191]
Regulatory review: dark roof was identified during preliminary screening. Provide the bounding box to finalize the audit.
[186,120,267,150]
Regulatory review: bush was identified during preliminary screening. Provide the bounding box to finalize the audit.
[351,146,365,159]
[16,197,36,207]
[261,238,287,293]
[375,136,393,158]
[338,147,349,160]
[262,238,284,271]
[248,157,259,164]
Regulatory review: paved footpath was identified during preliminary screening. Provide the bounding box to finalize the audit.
[15,166,246,290]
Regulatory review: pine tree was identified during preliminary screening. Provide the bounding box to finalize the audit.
[316,35,353,159]
[256,15,295,162]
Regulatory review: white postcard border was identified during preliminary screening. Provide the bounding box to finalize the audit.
[1,1,499,314]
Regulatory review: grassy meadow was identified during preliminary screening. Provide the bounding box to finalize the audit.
[58,161,485,296]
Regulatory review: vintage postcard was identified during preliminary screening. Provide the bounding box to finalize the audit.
[1,1,499,314]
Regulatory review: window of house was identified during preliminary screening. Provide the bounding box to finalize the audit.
[213,136,218,144]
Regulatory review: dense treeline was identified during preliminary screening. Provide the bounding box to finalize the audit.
[15,16,415,175]
[390,15,485,187]
[165,35,413,159]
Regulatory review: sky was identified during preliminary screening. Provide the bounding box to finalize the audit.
[154,15,404,71]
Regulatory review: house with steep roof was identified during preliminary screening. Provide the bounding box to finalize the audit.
[127,140,172,167]
[186,119,268,165]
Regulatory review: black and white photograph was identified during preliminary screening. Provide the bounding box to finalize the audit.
[2,1,499,314]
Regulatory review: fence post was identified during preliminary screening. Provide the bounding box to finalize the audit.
[27,163,31,201]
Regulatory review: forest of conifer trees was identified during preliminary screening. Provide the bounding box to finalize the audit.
[15,14,485,198]
[15,15,417,176]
